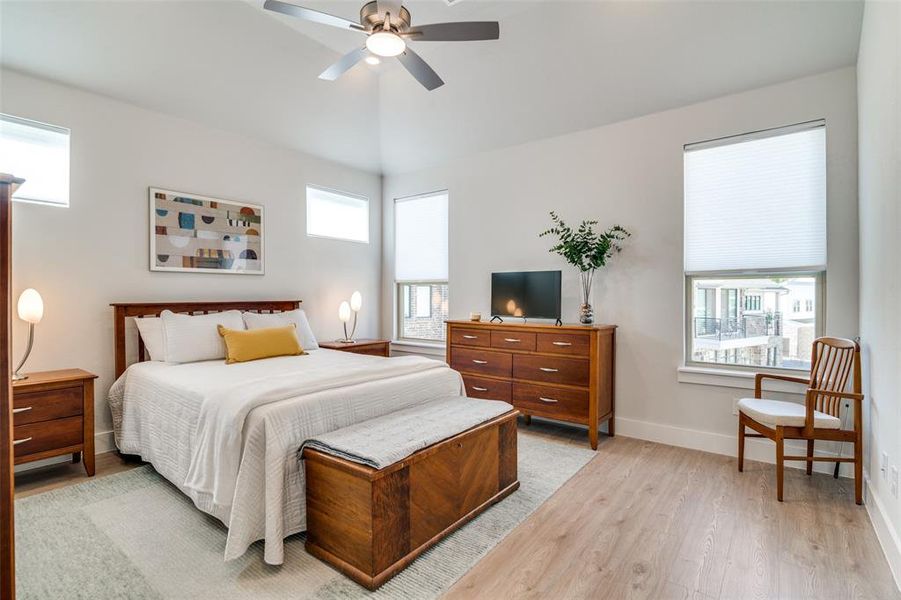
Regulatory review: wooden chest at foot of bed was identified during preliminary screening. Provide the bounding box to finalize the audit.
[302,410,519,590]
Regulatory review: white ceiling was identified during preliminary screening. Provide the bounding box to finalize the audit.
[1,1,863,175]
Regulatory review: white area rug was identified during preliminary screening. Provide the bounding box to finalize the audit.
[16,430,595,599]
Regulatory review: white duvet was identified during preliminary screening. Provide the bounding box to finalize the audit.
[108,349,463,564]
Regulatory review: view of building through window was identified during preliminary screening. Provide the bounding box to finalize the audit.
[398,283,448,341]
[690,276,817,369]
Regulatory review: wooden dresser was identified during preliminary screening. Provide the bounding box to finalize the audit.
[12,369,97,476]
[446,320,616,449]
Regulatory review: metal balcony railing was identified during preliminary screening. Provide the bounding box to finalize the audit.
[694,313,783,341]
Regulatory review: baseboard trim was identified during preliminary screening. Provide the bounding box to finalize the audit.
[866,480,901,592]
[615,416,854,477]
[14,429,116,473]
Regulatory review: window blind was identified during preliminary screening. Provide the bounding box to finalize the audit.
[0,113,70,206]
[306,185,369,243]
[395,191,448,281]
[684,121,826,273]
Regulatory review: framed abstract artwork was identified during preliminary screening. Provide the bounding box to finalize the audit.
[149,188,264,274]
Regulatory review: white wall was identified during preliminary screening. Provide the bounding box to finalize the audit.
[1,69,383,445]
[382,67,859,464]
[857,0,901,585]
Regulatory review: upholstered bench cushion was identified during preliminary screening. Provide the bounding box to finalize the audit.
[738,397,841,429]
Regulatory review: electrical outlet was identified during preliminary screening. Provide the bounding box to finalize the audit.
[891,467,899,498]
[883,452,889,480]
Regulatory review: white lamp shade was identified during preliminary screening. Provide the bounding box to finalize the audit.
[17,288,43,324]
[350,291,362,312]
[338,301,352,323]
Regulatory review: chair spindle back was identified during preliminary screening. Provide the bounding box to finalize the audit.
[808,337,860,417]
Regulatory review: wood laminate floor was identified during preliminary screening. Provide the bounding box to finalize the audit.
[447,420,899,600]
[13,421,898,600]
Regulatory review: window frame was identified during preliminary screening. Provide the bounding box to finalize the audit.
[0,113,71,208]
[304,184,370,244]
[683,270,826,373]
[395,280,448,343]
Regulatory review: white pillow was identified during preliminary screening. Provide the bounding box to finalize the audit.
[242,309,319,350]
[160,309,245,364]
[135,317,166,361]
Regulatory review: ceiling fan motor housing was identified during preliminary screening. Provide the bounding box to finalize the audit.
[360,1,411,33]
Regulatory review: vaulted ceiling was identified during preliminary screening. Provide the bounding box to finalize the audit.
[0,0,864,175]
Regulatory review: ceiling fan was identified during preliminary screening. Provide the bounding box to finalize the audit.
[263,0,500,91]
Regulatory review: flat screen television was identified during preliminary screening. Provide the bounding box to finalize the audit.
[491,270,562,320]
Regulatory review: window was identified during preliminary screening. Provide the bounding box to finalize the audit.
[395,191,448,342]
[0,113,70,207]
[306,185,369,243]
[685,121,826,371]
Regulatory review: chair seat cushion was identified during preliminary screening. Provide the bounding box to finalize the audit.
[738,397,841,429]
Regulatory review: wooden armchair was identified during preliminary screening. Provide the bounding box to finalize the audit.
[737,337,863,504]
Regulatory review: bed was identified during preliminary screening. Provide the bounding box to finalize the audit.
[107,301,463,565]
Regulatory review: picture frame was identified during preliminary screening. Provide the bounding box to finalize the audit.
[149,187,264,275]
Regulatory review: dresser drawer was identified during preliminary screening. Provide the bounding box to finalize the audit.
[451,348,512,379]
[463,375,512,402]
[13,385,83,426]
[513,354,589,387]
[13,416,83,458]
[490,331,536,352]
[536,332,590,357]
[513,383,589,422]
[449,328,491,348]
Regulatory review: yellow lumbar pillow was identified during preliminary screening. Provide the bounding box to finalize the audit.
[217,324,304,364]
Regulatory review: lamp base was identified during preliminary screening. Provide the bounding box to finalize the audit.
[334,339,357,344]
[11,373,27,381]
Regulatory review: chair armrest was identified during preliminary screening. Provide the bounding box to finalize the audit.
[754,373,809,398]
[806,388,864,402]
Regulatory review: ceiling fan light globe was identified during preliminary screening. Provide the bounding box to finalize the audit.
[366,31,405,57]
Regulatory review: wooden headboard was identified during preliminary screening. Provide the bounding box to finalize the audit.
[110,300,301,378]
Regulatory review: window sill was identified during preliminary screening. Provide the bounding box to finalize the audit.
[391,340,446,357]
[677,366,807,394]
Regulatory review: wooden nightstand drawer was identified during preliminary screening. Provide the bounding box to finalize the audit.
[13,386,82,426]
[13,416,83,459]
[512,354,589,387]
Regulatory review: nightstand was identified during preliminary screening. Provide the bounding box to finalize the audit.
[318,339,391,357]
[12,369,98,476]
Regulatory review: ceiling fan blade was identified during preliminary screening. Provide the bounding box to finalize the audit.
[397,47,444,91]
[376,0,403,21]
[405,21,499,42]
[263,0,364,32]
[319,47,368,81]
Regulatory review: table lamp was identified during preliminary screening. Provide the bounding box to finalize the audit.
[337,291,363,343]
[13,288,43,380]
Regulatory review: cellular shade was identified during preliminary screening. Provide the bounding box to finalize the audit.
[395,192,448,281]
[306,185,369,243]
[0,113,70,206]
[684,122,826,273]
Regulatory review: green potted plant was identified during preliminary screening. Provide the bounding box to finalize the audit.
[540,212,630,324]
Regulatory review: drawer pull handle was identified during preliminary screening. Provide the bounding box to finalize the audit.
[504,338,521,343]
[463,335,479,339]
[12,406,33,414]
[552,341,573,347]
[538,397,558,404]
[472,359,488,365]
[539,367,559,373]
[472,386,488,392]
[13,437,32,446]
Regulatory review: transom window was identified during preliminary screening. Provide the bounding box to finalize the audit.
[306,185,369,243]
[684,121,826,371]
[0,113,70,207]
